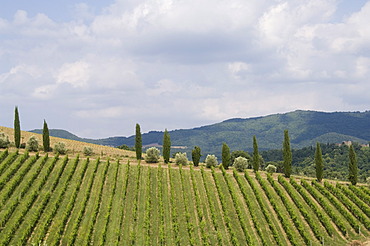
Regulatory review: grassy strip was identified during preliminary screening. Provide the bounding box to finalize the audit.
[0,151,29,191]
[29,158,89,244]
[289,178,335,236]
[302,180,350,235]
[324,181,370,230]
[221,168,255,245]
[0,154,38,207]
[144,166,152,245]
[168,164,181,245]
[211,167,240,245]
[0,151,18,176]
[349,185,370,207]
[157,164,166,245]
[337,184,370,218]
[0,149,8,163]
[255,172,301,246]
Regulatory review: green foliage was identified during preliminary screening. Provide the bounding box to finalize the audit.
[191,146,201,166]
[162,129,171,163]
[266,164,277,173]
[231,150,250,166]
[205,154,218,168]
[0,132,10,148]
[283,130,292,178]
[233,156,248,172]
[315,142,324,182]
[117,144,135,151]
[54,142,67,155]
[135,123,142,160]
[83,146,93,156]
[42,120,50,152]
[252,136,260,172]
[14,106,21,148]
[145,147,160,163]
[27,136,39,152]
[221,143,231,169]
[175,152,188,165]
[348,144,358,185]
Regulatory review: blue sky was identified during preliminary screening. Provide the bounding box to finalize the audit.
[1,0,370,138]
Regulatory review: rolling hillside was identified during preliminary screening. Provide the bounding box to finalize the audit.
[31,110,370,157]
[0,149,369,245]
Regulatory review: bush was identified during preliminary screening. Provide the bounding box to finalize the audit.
[54,142,67,155]
[366,177,370,187]
[205,154,218,168]
[83,146,93,156]
[0,132,10,148]
[233,156,248,172]
[145,147,160,163]
[27,136,39,152]
[175,152,188,165]
[266,164,277,174]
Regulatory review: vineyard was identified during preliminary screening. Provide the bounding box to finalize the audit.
[0,149,370,245]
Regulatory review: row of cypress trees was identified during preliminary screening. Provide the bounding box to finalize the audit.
[12,106,51,152]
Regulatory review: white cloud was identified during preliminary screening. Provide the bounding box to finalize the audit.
[56,61,90,88]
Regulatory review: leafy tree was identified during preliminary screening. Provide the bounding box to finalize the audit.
[191,146,202,166]
[266,164,277,174]
[14,106,21,148]
[43,120,50,152]
[222,143,231,169]
[315,142,324,182]
[205,154,218,168]
[0,132,10,148]
[27,136,39,152]
[252,136,260,172]
[163,129,171,163]
[175,152,188,165]
[231,150,251,165]
[283,130,292,178]
[348,144,358,185]
[54,142,67,155]
[145,147,160,163]
[233,156,248,172]
[135,123,142,160]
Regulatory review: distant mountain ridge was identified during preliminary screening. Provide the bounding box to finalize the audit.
[30,110,370,156]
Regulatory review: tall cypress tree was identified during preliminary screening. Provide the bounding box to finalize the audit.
[348,144,358,185]
[163,129,171,163]
[135,123,142,160]
[252,135,260,172]
[315,142,324,182]
[222,143,231,169]
[14,106,21,148]
[283,129,292,178]
[43,120,50,152]
[192,146,202,166]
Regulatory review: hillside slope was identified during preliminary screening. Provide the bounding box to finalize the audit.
[31,110,370,157]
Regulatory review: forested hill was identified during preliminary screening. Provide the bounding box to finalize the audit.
[31,110,370,156]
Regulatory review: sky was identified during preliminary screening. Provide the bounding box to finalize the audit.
[1,0,370,139]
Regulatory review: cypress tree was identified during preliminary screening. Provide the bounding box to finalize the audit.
[283,129,292,178]
[348,144,358,185]
[315,142,324,182]
[192,146,201,166]
[135,123,142,160]
[163,129,171,163]
[222,143,231,169]
[14,106,21,148]
[43,120,50,152]
[252,135,260,172]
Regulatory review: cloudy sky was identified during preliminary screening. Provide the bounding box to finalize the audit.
[1,0,370,138]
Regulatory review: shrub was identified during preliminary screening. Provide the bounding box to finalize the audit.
[266,164,277,174]
[27,136,39,152]
[233,156,248,172]
[205,154,218,168]
[54,142,67,155]
[175,152,188,165]
[145,147,160,163]
[0,132,10,148]
[83,146,93,156]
